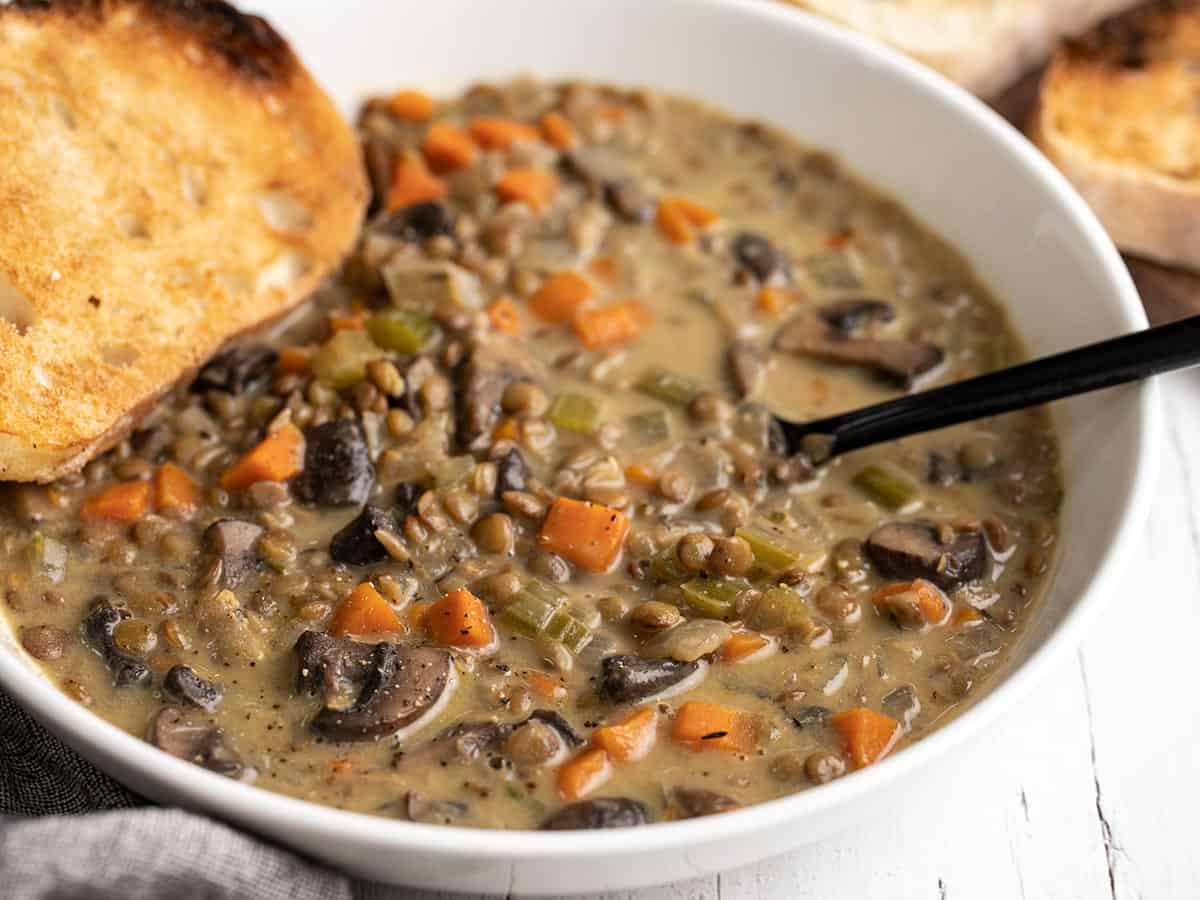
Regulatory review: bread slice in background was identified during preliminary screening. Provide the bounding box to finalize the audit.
[0,0,367,482]
[1031,1,1200,271]
[787,0,1143,97]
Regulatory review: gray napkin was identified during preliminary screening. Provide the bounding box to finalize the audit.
[0,688,402,900]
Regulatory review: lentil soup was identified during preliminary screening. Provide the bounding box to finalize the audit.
[0,79,1061,830]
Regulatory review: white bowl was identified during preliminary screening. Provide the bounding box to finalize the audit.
[0,0,1159,893]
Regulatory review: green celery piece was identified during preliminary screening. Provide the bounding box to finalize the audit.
[311,329,384,389]
[852,465,921,511]
[626,410,671,447]
[502,580,565,636]
[745,585,814,632]
[635,367,699,406]
[648,551,689,584]
[548,392,602,434]
[736,523,801,579]
[367,308,437,354]
[681,578,748,620]
[543,609,593,654]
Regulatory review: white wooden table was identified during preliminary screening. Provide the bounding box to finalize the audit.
[402,370,1199,900]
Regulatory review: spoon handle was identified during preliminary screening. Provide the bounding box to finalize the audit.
[781,313,1200,459]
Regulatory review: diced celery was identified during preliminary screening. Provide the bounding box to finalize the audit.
[503,580,565,636]
[548,393,602,434]
[543,609,593,654]
[367,308,437,354]
[736,515,830,579]
[680,578,748,620]
[744,585,814,632]
[852,465,921,511]
[626,410,671,447]
[803,253,862,290]
[311,329,385,389]
[635,367,699,406]
[647,551,689,584]
[27,532,66,584]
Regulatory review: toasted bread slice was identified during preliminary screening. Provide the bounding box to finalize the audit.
[788,0,1141,97]
[1032,1,1200,270]
[0,0,368,482]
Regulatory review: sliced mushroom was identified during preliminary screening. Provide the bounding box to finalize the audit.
[667,787,742,819]
[732,231,783,282]
[818,298,896,336]
[382,201,455,242]
[312,643,455,742]
[295,630,379,701]
[329,505,395,566]
[386,791,468,824]
[191,345,277,394]
[394,482,424,518]
[521,709,584,748]
[495,446,529,496]
[294,419,375,507]
[82,599,150,688]
[424,719,514,764]
[457,342,540,450]
[728,340,767,398]
[865,521,987,589]
[203,519,263,589]
[150,707,252,781]
[602,179,653,223]
[163,665,223,712]
[541,797,650,830]
[774,309,943,388]
[597,654,705,704]
[881,684,921,731]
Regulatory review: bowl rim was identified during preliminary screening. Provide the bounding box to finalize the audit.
[0,0,1160,862]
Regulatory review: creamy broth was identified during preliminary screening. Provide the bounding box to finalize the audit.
[0,79,1060,830]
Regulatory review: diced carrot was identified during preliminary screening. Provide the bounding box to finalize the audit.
[572,299,652,349]
[951,605,984,627]
[721,631,770,663]
[871,579,948,626]
[329,757,355,776]
[493,416,520,442]
[591,707,658,763]
[153,463,198,517]
[422,121,478,173]
[80,480,152,524]
[556,747,612,800]
[524,670,567,701]
[756,286,789,315]
[539,111,576,150]
[588,255,619,284]
[656,196,718,243]
[486,295,522,337]
[530,271,593,324]
[329,583,407,638]
[537,497,630,573]
[469,116,541,149]
[831,707,901,769]
[277,346,312,375]
[329,310,367,333]
[407,601,433,632]
[387,150,448,211]
[388,89,435,122]
[671,701,758,755]
[624,463,657,487]
[495,168,559,212]
[220,423,304,491]
[427,588,495,648]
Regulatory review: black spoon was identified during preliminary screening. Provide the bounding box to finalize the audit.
[779,313,1200,462]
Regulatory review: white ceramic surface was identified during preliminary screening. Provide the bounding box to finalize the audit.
[0,0,1159,894]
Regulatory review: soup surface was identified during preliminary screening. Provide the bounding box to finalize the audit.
[0,79,1061,830]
